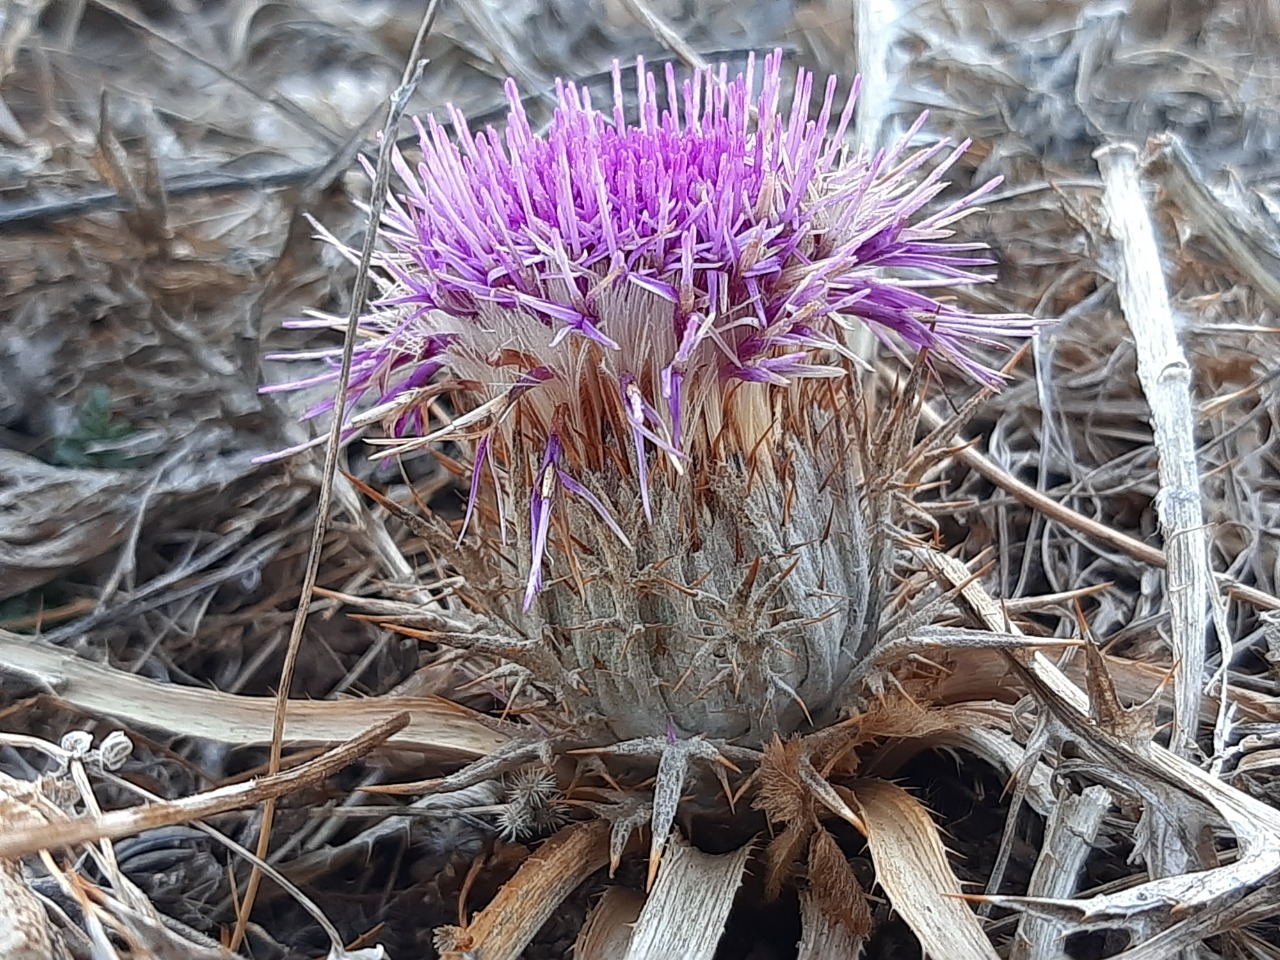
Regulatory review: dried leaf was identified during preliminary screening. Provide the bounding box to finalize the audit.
[807,828,872,938]
[798,752,865,831]
[762,821,812,901]
[574,887,644,960]
[0,631,506,759]
[797,888,865,960]
[648,737,691,890]
[624,833,752,960]
[853,778,998,960]
[755,736,811,824]
[855,693,953,742]
[439,820,612,960]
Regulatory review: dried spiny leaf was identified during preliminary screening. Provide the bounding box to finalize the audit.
[801,694,958,779]
[856,694,955,742]
[853,778,998,960]
[763,821,814,901]
[649,739,693,889]
[807,828,872,938]
[798,753,865,831]
[755,737,812,824]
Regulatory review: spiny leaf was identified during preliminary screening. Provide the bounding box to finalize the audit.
[763,821,813,901]
[808,828,873,939]
[853,778,998,960]
[755,736,811,824]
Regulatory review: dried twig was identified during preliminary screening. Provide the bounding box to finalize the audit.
[1095,142,1210,757]
[0,714,408,860]
[236,1,441,948]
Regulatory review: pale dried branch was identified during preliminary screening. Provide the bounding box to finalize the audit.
[0,631,506,758]
[1005,648,1280,943]
[851,0,898,156]
[1012,785,1112,960]
[1094,141,1210,758]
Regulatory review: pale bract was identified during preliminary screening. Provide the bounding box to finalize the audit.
[265,51,1038,742]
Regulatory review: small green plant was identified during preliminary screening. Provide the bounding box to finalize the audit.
[51,384,138,469]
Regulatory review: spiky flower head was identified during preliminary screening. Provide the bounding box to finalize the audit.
[266,51,1037,744]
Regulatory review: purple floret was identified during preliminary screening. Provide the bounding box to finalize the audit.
[264,50,1040,605]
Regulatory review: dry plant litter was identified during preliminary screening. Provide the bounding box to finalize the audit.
[1,0,1279,958]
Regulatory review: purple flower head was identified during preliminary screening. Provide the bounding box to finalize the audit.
[266,50,1038,611]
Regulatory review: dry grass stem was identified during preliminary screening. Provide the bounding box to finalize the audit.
[1095,142,1211,757]
[238,2,441,946]
[0,714,407,861]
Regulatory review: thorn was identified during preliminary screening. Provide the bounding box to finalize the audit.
[714,763,735,814]
[799,753,865,833]
[770,673,814,727]
[731,769,758,810]
[713,752,742,774]
[646,845,663,891]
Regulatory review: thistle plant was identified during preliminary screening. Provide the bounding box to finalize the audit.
[267,49,1039,947]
